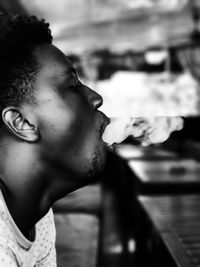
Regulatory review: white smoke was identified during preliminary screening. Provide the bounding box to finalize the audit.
[102,117,133,145]
[97,71,194,146]
[102,116,184,145]
[130,116,184,145]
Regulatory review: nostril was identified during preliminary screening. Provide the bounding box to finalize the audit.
[85,85,103,110]
[94,95,103,109]
[90,92,103,110]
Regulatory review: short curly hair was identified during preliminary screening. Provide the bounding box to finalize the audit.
[0,14,52,111]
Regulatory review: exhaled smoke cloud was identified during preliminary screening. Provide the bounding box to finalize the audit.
[102,117,184,145]
[97,71,195,146]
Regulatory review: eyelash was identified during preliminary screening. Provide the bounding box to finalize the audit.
[69,82,82,92]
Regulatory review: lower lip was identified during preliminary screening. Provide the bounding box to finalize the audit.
[100,120,109,136]
[99,126,105,136]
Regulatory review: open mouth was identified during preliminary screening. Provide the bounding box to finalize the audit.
[99,114,110,136]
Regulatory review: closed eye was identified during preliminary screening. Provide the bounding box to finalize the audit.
[69,82,83,92]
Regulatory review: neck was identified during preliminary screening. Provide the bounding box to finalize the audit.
[0,138,84,239]
[0,139,52,238]
[0,178,51,239]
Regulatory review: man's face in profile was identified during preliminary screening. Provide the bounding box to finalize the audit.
[31,44,109,180]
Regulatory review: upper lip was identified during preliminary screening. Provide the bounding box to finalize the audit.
[99,112,110,135]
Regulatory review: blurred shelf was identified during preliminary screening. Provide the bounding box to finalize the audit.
[115,144,178,160]
[128,157,200,194]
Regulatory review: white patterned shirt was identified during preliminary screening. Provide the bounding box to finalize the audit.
[0,190,56,267]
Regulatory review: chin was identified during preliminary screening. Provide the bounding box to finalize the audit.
[84,143,106,180]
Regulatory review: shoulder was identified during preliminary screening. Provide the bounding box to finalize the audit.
[0,229,19,267]
[36,208,56,243]
[37,208,55,230]
[34,209,56,265]
[0,202,16,248]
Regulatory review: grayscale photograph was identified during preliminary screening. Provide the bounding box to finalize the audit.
[0,1,199,267]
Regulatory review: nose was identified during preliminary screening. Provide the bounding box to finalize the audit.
[85,85,103,110]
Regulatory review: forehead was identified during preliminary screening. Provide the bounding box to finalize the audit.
[34,43,74,85]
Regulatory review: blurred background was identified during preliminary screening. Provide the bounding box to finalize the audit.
[2,1,200,267]
[2,0,200,118]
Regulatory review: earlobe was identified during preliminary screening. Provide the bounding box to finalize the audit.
[2,107,39,142]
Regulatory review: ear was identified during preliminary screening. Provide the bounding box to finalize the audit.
[2,107,39,142]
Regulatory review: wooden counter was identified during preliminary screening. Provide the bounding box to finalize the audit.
[137,195,200,267]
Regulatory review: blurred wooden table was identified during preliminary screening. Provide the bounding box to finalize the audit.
[128,159,200,194]
[137,195,200,267]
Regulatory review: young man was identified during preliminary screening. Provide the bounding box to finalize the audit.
[0,14,109,266]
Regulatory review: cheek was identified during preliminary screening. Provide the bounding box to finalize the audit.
[36,90,99,152]
[38,100,79,145]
